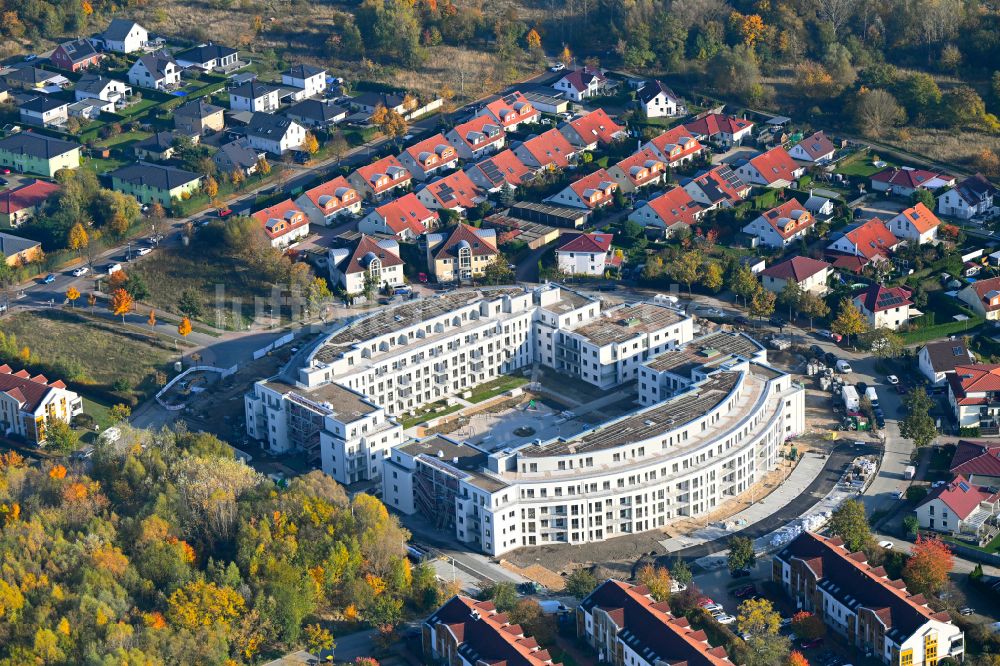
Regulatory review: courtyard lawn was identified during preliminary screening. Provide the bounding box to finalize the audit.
[468,375,530,404]
[94,129,153,149]
[401,401,464,429]
[82,155,130,175]
[834,152,898,178]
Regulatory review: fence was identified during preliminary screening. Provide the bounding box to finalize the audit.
[252,332,295,360]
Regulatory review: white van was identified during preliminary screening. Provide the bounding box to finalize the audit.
[835,360,853,373]
[653,293,680,305]
[106,263,122,275]
[865,387,879,405]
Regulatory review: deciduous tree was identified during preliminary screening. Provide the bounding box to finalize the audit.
[700,261,724,292]
[728,536,756,573]
[68,223,89,254]
[750,288,776,323]
[109,403,131,423]
[900,387,937,447]
[853,88,906,138]
[109,288,133,322]
[791,611,826,641]
[829,499,871,551]
[178,317,192,338]
[738,597,790,666]
[636,564,672,601]
[787,650,810,666]
[204,176,219,199]
[66,286,80,308]
[903,535,953,594]
[303,132,320,155]
[799,292,830,329]
[148,310,156,328]
[831,297,868,346]
[564,568,597,599]
[669,250,703,297]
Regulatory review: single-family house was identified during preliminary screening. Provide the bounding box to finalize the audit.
[399,133,458,181]
[0,179,59,228]
[886,202,942,245]
[804,192,835,218]
[295,175,361,226]
[445,115,505,160]
[108,162,202,205]
[735,146,804,188]
[641,125,703,167]
[916,476,999,542]
[680,165,750,210]
[958,275,1000,321]
[464,149,531,192]
[245,112,306,155]
[556,232,619,276]
[358,192,438,241]
[0,133,80,177]
[545,168,617,210]
[67,98,111,120]
[919,339,976,385]
[512,129,577,169]
[636,80,679,118]
[938,174,998,220]
[552,66,608,101]
[132,131,191,161]
[251,199,310,248]
[229,81,280,113]
[788,130,836,164]
[559,108,627,150]
[328,234,404,296]
[416,170,484,213]
[285,99,346,130]
[173,98,225,135]
[477,91,540,130]
[213,138,263,177]
[683,113,754,147]
[350,91,407,116]
[0,364,83,445]
[3,66,67,92]
[50,38,103,72]
[281,64,327,98]
[19,96,69,127]
[853,284,916,331]
[0,231,42,266]
[871,167,955,197]
[127,52,180,90]
[74,74,131,106]
[825,218,899,273]
[94,19,148,53]
[607,149,665,193]
[948,363,1000,429]
[950,440,1000,486]
[425,223,498,282]
[174,43,238,72]
[761,256,832,296]
[348,155,413,200]
[742,198,815,248]
[628,187,704,237]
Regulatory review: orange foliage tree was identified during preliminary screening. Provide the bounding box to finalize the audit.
[108,270,128,290]
[787,650,810,666]
[791,611,826,641]
[178,317,192,338]
[109,288,134,323]
[903,535,953,594]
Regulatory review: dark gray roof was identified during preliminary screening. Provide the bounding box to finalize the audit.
[351,91,405,109]
[75,73,122,96]
[175,43,237,65]
[133,131,180,153]
[103,18,144,41]
[285,64,325,79]
[287,99,346,124]
[20,95,68,113]
[135,52,176,79]
[56,38,99,63]
[231,81,278,99]
[174,98,223,119]
[637,80,677,105]
[0,132,78,159]
[247,112,299,139]
[0,231,41,258]
[109,162,201,191]
[4,66,59,86]
[214,139,259,169]
[955,174,999,205]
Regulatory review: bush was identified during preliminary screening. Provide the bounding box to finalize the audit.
[958,426,981,437]
[906,486,928,503]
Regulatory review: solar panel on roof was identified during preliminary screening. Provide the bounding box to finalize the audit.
[953,346,964,356]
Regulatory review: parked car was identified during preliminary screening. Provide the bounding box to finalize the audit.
[809,345,824,358]
[702,603,724,613]
[878,540,894,549]
[549,62,566,72]
[824,352,837,366]
[960,607,975,616]
[716,615,736,625]
[670,580,687,593]
[71,267,89,277]
[731,568,752,578]
[769,315,786,328]
[779,617,793,628]
[734,315,751,327]
[217,207,233,218]
[417,272,428,283]
[835,360,853,373]
[886,374,899,385]
[876,415,886,428]
[136,247,152,256]
[801,638,825,649]
[42,273,56,283]
[697,598,715,607]
[734,585,756,598]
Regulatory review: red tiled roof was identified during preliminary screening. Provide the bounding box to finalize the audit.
[434,223,497,260]
[559,66,606,93]
[967,276,1000,313]
[951,364,1000,399]
[557,232,613,254]
[472,149,531,188]
[374,192,438,236]
[342,234,403,275]
[951,440,1000,478]
[520,129,575,168]
[0,180,60,215]
[759,198,815,239]
[404,133,456,169]
[567,168,617,209]
[747,146,800,185]
[857,284,912,313]
[872,167,954,189]
[794,131,835,160]
[829,255,868,274]
[839,218,898,261]
[0,364,63,412]
[422,170,483,210]
[614,149,665,187]
[251,199,308,240]
[684,113,754,138]
[301,176,358,216]
[894,202,942,234]
[645,187,703,228]
[483,91,538,128]
[451,115,505,151]
[568,108,625,145]
[760,256,831,282]
[919,475,1000,520]
[354,155,412,195]
[646,125,702,165]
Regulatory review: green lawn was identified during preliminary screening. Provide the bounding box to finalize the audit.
[941,532,1000,554]
[899,317,983,345]
[82,396,115,431]
[401,401,464,429]
[468,375,530,404]
[82,155,130,175]
[834,153,897,177]
[94,129,153,149]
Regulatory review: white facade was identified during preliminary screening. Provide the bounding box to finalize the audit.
[98,21,148,53]
[0,372,83,445]
[230,87,279,113]
[127,56,180,90]
[640,89,677,118]
[247,120,306,155]
[556,249,608,276]
[281,68,326,98]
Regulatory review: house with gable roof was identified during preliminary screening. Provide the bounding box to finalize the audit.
[399,133,458,181]
[464,149,532,192]
[919,339,976,385]
[512,129,577,170]
[734,146,804,188]
[213,138,263,177]
[825,218,899,273]
[683,113,754,147]
[416,170,484,213]
[742,198,815,248]
[328,234,404,296]
[348,155,413,200]
[0,231,42,265]
[788,130,836,164]
[628,187,704,237]
[0,179,60,228]
[445,115,505,160]
[425,223,498,282]
[947,363,1000,428]
[75,73,131,107]
[949,440,1000,486]
[761,256,832,296]
[915,475,999,541]
[295,175,361,226]
[636,80,680,118]
[552,66,609,101]
[229,80,280,113]
[281,64,327,98]
[108,162,201,205]
[174,43,238,72]
[93,18,148,54]
[607,149,665,193]
[886,202,942,245]
[127,51,180,90]
[559,108,627,150]
[251,199,310,248]
[958,275,1000,321]
[477,91,540,130]
[358,192,439,241]
[853,284,917,330]
[245,112,306,155]
[173,98,224,135]
[556,232,619,276]
[938,174,999,220]
[641,125,703,167]
[0,364,82,445]
[545,168,617,210]
[871,166,955,197]
[680,165,750,210]
[50,38,103,72]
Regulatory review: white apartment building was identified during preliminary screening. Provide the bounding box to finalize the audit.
[383,330,804,556]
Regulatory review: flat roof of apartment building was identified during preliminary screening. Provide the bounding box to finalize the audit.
[400,436,510,492]
[263,379,377,422]
[646,331,764,375]
[572,302,686,346]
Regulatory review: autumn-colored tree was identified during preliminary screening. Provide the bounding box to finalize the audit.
[791,611,826,641]
[636,564,672,601]
[231,168,246,189]
[787,650,810,666]
[304,623,335,654]
[525,28,542,50]
[68,223,89,254]
[559,44,572,67]
[87,292,97,313]
[109,288,133,323]
[303,132,320,155]
[166,580,246,631]
[178,317,193,338]
[832,297,868,347]
[66,286,80,308]
[975,149,1000,179]
[257,156,271,176]
[148,310,156,328]
[371,105,408,146]
[732,12,766,47]
[903,535,953,595]
[109,212,129,237]
[108,270,129,291]
[109,403,131,423]
[204,176,219,199]
[49,464,68,479]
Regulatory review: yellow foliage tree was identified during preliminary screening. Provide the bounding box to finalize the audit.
[108,212,129,237]
[66,286,80,308]
[0,580,25,620]
[365,573,387,596]
[91,544,130,578]
[68,223,89,254]
[178,316,192,337]
[526,28,541,50]
[109,288,133,323]
[636,563,672,601]
[231,168,246,189]
[204,176,219,199]
[49,465,67,479]
[256,156,271,176]
[166,580,246,631]
[559,44,572,67]
[303,132,320,155]
[147,309,156,328]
